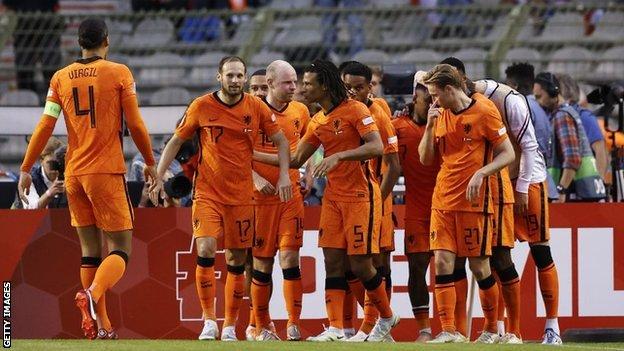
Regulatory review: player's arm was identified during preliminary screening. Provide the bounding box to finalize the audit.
[313,130,383,177]
[466,137,515,202]
[18,102,61,204]
[380,152,401,200]
[418,99,439,166]
[149,134,185,205]
[267,130,293,202]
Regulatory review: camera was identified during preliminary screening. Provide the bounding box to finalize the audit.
[175,139,198,164]
[163,172,192,199]
[47,146,67,180]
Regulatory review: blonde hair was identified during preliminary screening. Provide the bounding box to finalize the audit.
[40,137,64,159]
[423,64,464,90]
[556,73,580,104]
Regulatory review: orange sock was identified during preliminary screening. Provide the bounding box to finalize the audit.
[435,274,456,333]
[363,272,392,318]
[325,277,347,329]
[251,269,272,330]
[412,306,430,332]
[283,267,302,326]
[346,272,366,307]
[538,263,559,319]
[477,275,499,333]
[196,257,216,320]
[500,271,521,337]
[89,251,127,303]
[497,280,506,322]
[343,287,355,329]
[81,257,111,331]
[453,269,468,336]
[224,265,246,328]
[360,291,378,333]
[248,303,255,327]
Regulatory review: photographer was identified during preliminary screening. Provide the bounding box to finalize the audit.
[14,137,68,209]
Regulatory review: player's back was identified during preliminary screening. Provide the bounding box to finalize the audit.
[49,57,135,177]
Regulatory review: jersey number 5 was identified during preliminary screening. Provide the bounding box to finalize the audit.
[72,86,96,128]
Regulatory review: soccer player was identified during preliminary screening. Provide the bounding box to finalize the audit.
[419,64,515,344]
[150,56,293,341]
[392,71,440,342]
[17,18,156,340]
[341,61,401,342]
[250,60,309,341]
[254,59,400,342]
[249,69,269,99]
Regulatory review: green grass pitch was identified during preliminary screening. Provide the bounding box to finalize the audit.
[10,340,624,351]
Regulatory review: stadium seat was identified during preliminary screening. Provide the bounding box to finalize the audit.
[188,51,230,85]
[272,16,323,47]
[380,13,430,46]
[396,49,442,71]
[452,47,487,79]
[546,46,593,79]
[592,11,624,40]
[136,53,188,86]
[268,0,311,9]
[537,12,585,41]
[125,18,174,48]
[351,49,390,66]
[0,89,39,106]
[250,50,285,67]
[501,47,543,76]
[106,19,133,49]
[594,46,624,80]
[149,87,192,105]
[371,0,410,7]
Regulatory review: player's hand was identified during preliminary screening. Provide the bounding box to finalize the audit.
[144,165,157,184]
[466,171,485,203]
[47,179,65,196]
[18,171,32,204]
[300,172,314,197]
[427,99,441,125]
[313,154,340,178]
[276,174,293,202]
[514,191,528,216]
[253,172,276,195]
[148,177,165,206]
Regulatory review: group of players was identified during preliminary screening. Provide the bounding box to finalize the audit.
[17,17,562,344]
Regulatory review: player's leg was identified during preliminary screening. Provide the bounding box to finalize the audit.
[244,250,255,340]
[279,249,303,340]
[452,256,468,337]
[427,209,461,343]
[407,252,432,342]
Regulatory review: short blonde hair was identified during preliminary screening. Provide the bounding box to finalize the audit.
[423,64,464,90]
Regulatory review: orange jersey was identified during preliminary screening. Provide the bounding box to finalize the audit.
[301,99,379,202]
[392,116,440,220]
[432,94,508,213]
[373,97,392,117]
[473,94,514,204]
[175,92,281,205]
[253,99,310,204]
[46,57,153,176]
[367,99,398,182]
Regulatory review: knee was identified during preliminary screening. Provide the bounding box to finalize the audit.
[348,256,374,280]
[279,250,299,269]
[226,249,247,267]
[324,253,345,277]
[434,252,455,275]
[468,259,491,281]
[195,238,216,258]
[530,244,554,269]
[254,257,274,274]
[491,247,513,272]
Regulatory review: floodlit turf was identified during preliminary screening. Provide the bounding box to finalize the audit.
[9,340,624,351]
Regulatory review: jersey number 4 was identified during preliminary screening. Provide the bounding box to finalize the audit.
[72,86,96,128]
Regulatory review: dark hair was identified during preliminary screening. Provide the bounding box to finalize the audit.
[505,62,535,95]
[440,57,466,75]
[78,18,108,50]
[423,64,464,90]
[342,61,372,83]
[535,72,560,98]
[251,69,266,77]
[304,59,348,106]
[219,56,246,73]
[337,60,358,75]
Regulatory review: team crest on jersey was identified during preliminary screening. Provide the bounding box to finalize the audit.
[463,123,472,134]
[193,218,200,230]
[294,119,300,130]
[407,234,415,244]
[243,115,252,125]
[254,237,265,248]
[430,230,436,242]
[332,119,343,135]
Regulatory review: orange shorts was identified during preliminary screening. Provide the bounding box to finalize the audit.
[492,203,515,248]
[192,198,254,249]
[380,199,395,252]
[318,196,381,256]
[252,198,304,258]
[404,217,431,254]
[429,209,492,257]
[65,174,133,232]
[514,181,550,243]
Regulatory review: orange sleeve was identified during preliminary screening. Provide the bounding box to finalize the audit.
[377,110,398,154]
[46,72,61,105]
[120,66,155,166]
[352,104,378,137]
[20,116,57,172]
[258,101,281,137]
[482,105,508,147]
[175,99,200,140]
